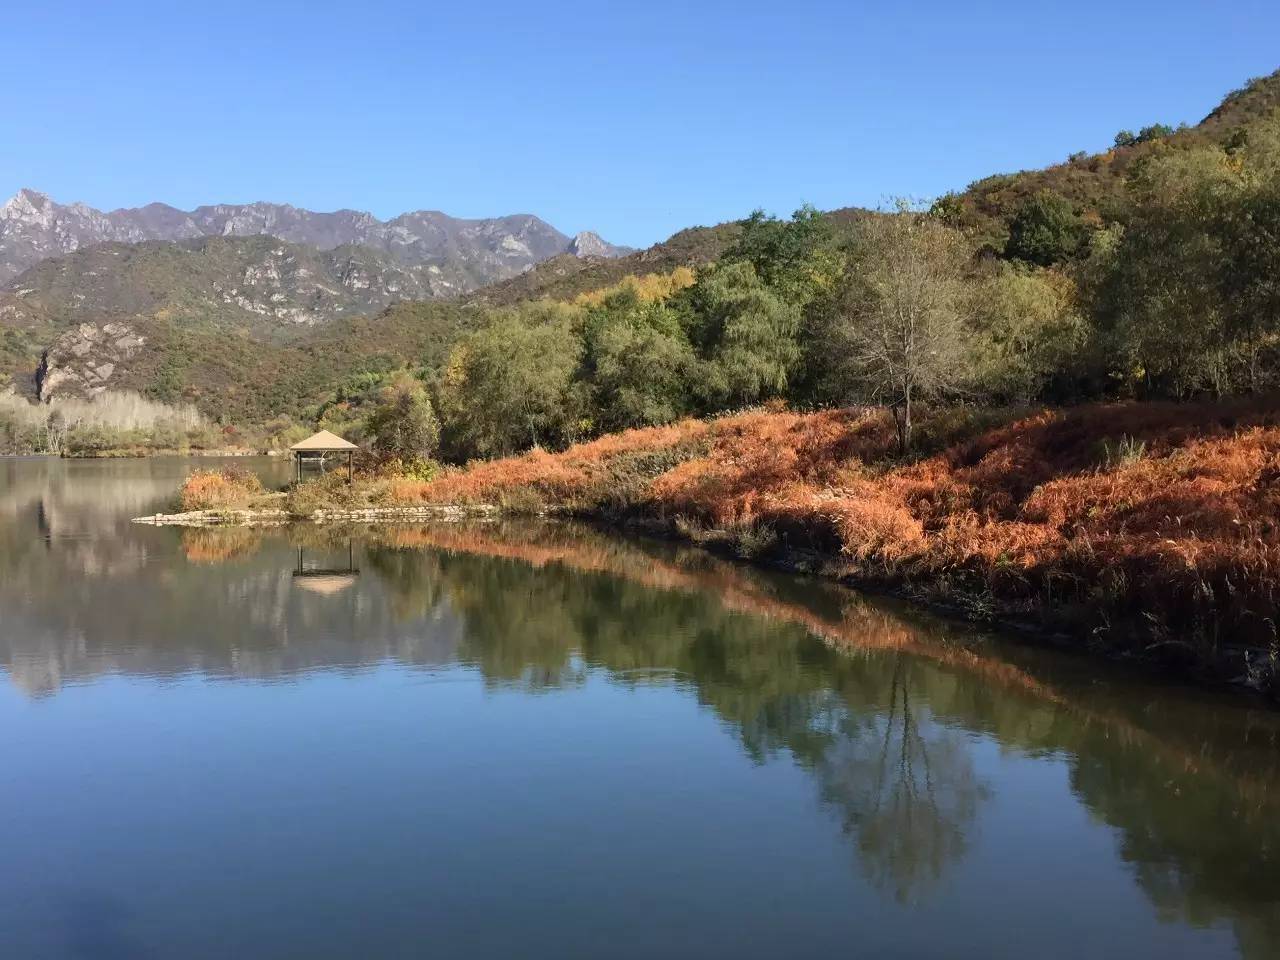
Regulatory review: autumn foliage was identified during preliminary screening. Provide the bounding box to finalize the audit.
[388,399,1280,665]
[572,267,696,307]
[180,526,265,564]
[178,467,264,511]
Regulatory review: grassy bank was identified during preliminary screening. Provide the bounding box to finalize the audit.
[354,400,1279,694]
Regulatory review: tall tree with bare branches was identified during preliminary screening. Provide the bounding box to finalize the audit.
[834,201,972,453]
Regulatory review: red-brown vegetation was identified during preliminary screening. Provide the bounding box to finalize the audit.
[389,400,1280,671]
[178,467,264,512]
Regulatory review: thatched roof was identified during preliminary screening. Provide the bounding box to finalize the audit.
[290,429,358,452]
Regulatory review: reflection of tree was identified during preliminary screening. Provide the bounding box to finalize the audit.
[814,658,985,903]
[1066,737,1280,958]
[418,541,990,901]
[350,523,1280,946]
[439,552,588,691]
[363,545,445,622]
[394,525,1280,954]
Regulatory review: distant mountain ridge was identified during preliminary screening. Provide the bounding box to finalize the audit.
[3,235,447,329]
[0,189,632,291]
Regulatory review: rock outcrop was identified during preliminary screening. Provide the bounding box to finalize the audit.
[36,322,146,401]
[569,230,633,259]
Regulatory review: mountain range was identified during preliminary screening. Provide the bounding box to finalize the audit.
[0,189,630,292]
[0,190,632,405]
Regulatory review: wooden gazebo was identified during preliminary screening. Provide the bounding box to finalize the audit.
[289,430,358,482]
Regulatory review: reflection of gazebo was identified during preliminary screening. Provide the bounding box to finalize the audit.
[289,430,358,483]
[292,543,359,595]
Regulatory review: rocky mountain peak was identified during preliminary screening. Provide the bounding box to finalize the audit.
[2,188,54,220]
[0,190,632,288]
[569,230,634,259]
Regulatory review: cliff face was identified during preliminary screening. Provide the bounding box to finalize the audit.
[36,322,147,401]
[568,230,633,258]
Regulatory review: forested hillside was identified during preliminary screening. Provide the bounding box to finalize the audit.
[4,67,1280,458]
[408,64,1280,463]
[936,68,1280,249]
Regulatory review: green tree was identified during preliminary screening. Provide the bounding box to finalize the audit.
[1094,142,1280,395]
[1138,123,1175,142]
[722,204,838,304]
[1004,190,1084,266]
[364,373,440,463]
[684,260,800,411]
[583,292,694,431]
[929,192,966,226]
[436,302,583,459]
[967,264,1088,402]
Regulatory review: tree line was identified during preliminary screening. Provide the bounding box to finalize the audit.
[340,111,1280,463]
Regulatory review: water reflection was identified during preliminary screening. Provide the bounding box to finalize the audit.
[2,459,1279,957]
[815,657,988,903]
[292,541,360,596]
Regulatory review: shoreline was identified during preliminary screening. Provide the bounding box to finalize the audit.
[2,449,282,460]
[68,448,281,459]
[132,501,1277,702]
[133,503,502,526]
[602,512,1276,701]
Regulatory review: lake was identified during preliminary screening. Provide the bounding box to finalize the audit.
[2,456,1279,959]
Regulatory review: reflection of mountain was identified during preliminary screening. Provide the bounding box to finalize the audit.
[0,547,462,696]
[0,456,291,581]
[0,463,455,695]
[3,466,1280,955]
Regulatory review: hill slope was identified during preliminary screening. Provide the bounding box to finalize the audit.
[3,235,448,331]
[32,299,483,423]
[943,68,1280,247]
[6,67,1279,427]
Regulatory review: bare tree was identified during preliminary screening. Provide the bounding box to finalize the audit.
[835,201,971,453]
[44,410,68,456]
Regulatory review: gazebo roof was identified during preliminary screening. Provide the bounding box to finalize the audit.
[290,430,358,452]
[292,572,358,595]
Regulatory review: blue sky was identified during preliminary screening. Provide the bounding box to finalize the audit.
[3,1,1276,248]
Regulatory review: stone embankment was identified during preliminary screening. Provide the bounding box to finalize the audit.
[133,504,500,526]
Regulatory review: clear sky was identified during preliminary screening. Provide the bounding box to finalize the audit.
[3,1,1277,248]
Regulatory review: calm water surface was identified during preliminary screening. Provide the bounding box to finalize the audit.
[2,457,1279,959]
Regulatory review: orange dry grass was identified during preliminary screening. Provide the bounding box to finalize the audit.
[178,467,263,511]
[387,418,716,505]
[401,400,1280,652]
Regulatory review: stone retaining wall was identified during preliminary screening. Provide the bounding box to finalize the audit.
[133,503,501,526]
